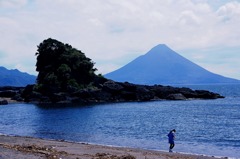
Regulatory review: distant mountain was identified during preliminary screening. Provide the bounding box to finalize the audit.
[0,66,36,87]
[105,44,240,85]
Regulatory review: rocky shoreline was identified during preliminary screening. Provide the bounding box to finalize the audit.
[0,80,224,105]
[0,86,24,105]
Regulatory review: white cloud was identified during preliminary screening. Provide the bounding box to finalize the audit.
[0,0,28,9]
[0,0,240,79]
[217,1,240,18]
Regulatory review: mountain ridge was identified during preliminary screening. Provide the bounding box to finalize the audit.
[0,66,36,87]
[105,44,240,85]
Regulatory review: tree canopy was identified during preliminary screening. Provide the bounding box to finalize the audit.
[35,38,99,93]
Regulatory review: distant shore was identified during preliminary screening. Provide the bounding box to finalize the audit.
[0,97,21,104]
[0,135,227,159]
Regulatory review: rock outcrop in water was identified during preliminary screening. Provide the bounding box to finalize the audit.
[0,99,8,105]
[0,39,224,104]
[0,81,224,104]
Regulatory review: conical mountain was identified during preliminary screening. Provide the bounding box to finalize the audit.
[104,44,240,85]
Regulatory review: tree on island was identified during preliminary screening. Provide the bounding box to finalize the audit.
[34,38,106,95]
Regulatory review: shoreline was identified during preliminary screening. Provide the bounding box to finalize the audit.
[0,135,227,159]
[0,97,22,104]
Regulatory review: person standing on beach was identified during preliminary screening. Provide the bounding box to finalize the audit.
[167,129,176,152]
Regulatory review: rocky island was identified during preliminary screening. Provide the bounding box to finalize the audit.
[0,38,224,105]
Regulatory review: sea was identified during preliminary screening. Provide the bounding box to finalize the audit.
[0,84,240,158]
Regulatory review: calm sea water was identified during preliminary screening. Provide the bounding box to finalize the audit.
[0,84,240,158]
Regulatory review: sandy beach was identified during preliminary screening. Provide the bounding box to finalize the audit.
[0,135,227,159]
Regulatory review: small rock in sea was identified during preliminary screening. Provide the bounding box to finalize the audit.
[0,100,8,105]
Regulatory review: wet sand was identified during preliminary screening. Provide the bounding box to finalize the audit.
[0,135,227,159]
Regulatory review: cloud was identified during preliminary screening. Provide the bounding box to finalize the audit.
[0,0,28,9]
[0,0,240,79]
[217,1,240,18]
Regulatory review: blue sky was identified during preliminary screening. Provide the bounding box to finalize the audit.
[0,0,240,80]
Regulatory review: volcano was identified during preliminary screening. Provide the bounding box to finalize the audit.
[104,44,239,85]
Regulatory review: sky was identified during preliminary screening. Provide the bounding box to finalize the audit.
[0,0,240,80]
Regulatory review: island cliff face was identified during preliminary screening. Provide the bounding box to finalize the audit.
[0,39,224,104]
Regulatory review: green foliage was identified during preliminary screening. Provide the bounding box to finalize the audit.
[35,38,99,93]
[44,73,59,85]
